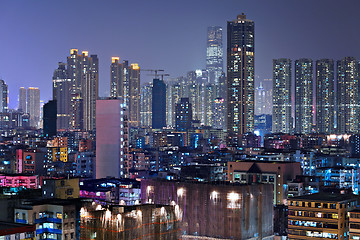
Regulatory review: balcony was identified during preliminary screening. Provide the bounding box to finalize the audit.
[35,217,62,224]
[36,228,62,234]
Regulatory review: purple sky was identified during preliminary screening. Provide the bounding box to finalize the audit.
[1,0,360,109]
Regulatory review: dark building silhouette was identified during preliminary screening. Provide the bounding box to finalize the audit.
[175,98,192,131]
[43,100,57,137]
[152,79,166,129]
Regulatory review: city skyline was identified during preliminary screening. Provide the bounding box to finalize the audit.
[1,0,360,109]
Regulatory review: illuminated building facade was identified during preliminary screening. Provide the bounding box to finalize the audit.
[96,98,129,178]
[140,82,152,127]
[213,97,225,129]
[206,26,223,85]
[53,62,71,130]
[204,84,215,126]
[227,14,255,144]
[316,59,335,134]
[0,80,8,114]
[288,192,359,239]
[175,98,192,131]
[27,87,40,128]
[110,58,140,127]
[80,204,180,239]
[18,87,26,112]
[295,59,313,134]
[272,58,292,133]
[141,179,274,239]
[67,49,98,131]
[349,209,360,240]
[337,57,360,134]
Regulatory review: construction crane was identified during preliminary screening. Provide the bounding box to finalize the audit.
[140,69,164,79]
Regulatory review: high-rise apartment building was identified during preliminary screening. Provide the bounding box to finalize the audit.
[204,84,215,126]
[295,59,313,134]
[337,57,360,134]
[227,14,255,144]
[272,58,292,133]
[152,79,166,129]
[0,80,8,113]
[316,59,335,134]
[52,62,71,130]
[96,98,129,178]
[206,26,223,85]
[175,98,192,131]
[140,82,152,127]
[129,63,140,127]
[110,58,140,127]
[66,49,98,131]
[213,98,225,129]
[27,87,40,128]
[18,87,26,112]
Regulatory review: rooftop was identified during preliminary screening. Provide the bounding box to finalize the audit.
[290,192,359,202]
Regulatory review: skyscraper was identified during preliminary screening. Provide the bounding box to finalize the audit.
[316,59,335,134]
[82,53,98,131]
[204,84,215,126]
[110,58,140,127]
[110,57,121,98]
[129,63,140,127]
[272,58,292,133]
[43,100,57,137]
[213,98,225,129]
[295,59,313,134]
[152,79,166,129]
[337,57,360,134]
[140,82,152,127]
[0,80,8,113]
[227,14,255,144]
[53,62,71,130]
[66,49,98,131]
[206,26,223,85]
[27,87,40,128]
[18,87,26,112]
[175,98,192,131]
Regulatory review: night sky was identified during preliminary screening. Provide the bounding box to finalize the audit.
[1,0,359,109]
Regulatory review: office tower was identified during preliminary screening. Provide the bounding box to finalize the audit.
[204,84,215,126]
[110,57,121,98]
[96,98,129,178]
[140,82,152,127]
[166,82,174,127]
[152,79,166,129]
[337,57,360,134]
[256,82,266,115]
[66,49,98,131]
[295,59,313,134]
[272,59,292,133]
[18,87,26,112]
[53,62,71,130]
[206,26,223,85]
[27,87,40,128]
[81,52,98,131]
[43,100,57,137]
[213,98,225,129]
[0,80,8,113]
[171,83,182,127]
[129,63,140,127]
[316,59,335,134]
[227,14,255,144]
[175,98,192,131]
